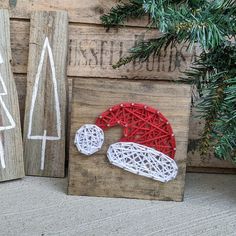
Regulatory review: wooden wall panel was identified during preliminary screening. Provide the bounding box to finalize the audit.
[68,26,195,80]
[14,74,26,126]
[187,107,236,173]
[2,0,149,26]
[9,21,196,80]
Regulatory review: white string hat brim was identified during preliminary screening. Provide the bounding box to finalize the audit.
[107,142,178,183]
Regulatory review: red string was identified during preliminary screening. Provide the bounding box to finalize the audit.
[95,103,176,159]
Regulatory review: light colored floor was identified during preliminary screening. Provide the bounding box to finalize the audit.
[0,173,235,236]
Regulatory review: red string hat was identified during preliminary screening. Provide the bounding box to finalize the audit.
[74,102,178,182]
[95,103,176,159]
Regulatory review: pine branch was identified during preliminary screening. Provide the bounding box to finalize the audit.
[196,72,227,155]
[110,2,235,70]
[213,77,236,161]
[166,3,228,50]
[100,0,145,30]
[188,42,236,159]
[113,33,176,69]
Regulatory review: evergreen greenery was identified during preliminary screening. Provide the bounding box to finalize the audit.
[101,0,236,163]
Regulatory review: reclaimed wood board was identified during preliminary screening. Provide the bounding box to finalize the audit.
[0,9,24,182]
[23,11,68,177]
[68,78,192,201]
[2,0,149,26]
[9,21,196,80]
[14,74,27,128]
[187,106,236,173]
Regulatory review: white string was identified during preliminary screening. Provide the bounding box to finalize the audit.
[27,37,61,171]
[107,142,178,183]
[0,52,16,169]
[74,124,104,155]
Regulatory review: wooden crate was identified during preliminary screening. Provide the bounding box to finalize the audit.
[6,0,149,26]
[8,20,194,79]
[1,0,235,172]
[68,78,191,201]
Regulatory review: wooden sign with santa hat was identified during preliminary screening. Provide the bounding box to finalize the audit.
[68,78,191,201]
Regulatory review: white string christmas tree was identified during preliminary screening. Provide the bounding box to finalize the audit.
[0,52,16,169]
[27,37,61,170]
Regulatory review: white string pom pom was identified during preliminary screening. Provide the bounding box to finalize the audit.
[107,142,178,183]
[74,124,104,155]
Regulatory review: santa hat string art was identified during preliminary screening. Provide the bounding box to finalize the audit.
[74,103,178,183]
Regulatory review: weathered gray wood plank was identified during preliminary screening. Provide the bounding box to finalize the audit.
[8,20,196,80]
[23,11,68,177]
[187,106,236,172]
[1,0,149,26]
[0,9,24,182]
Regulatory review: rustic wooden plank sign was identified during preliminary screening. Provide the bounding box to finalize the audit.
[68,78,191,201]
[0,9,24,182]
[23,11,68,177]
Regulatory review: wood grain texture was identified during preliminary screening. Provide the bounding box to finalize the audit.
[9,21,197,80]
[23,11,68,177]
[187,106,236,172]
[68,78,191,201]
[14,74,26,128]
[1,0,149,26]
[0,9,24,182]
[0,1,8,9]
